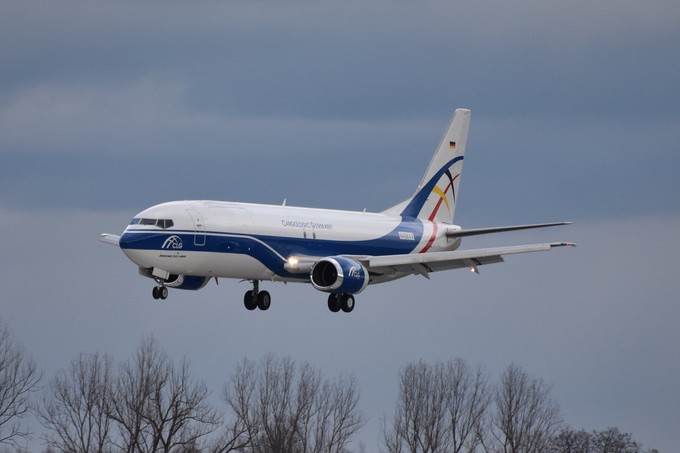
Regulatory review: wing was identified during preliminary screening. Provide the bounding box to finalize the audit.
[359,242,575,278]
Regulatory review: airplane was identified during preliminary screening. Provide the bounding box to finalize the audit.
[101,108,574,313]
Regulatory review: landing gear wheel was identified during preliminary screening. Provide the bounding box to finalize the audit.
[340,294,355,313]
[153,286,168,300]
[257,291,271,311]
[243,281,271,312]
[328,294,341,312]
[244,290,257,311]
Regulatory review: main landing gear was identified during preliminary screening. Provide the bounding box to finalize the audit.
[243,280,271,311]
[327,293,355,313]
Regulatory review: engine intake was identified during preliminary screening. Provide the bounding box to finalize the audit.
[310,257,369,294]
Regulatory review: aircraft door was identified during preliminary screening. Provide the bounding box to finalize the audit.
[187,209,206,246]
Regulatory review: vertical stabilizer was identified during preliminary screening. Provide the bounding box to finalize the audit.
[385,108,471,224]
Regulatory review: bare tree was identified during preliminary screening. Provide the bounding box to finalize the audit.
[108,336,220,453]
[382,358,491,453]
[210,358,255,453]
[317,374,365,453]
[37,352,114,453]
[382,360,449,453]
[143,355,221,453]
[0,320,41,448]
[486,364,562,453]
[445,359,492,453]
[108,337,165,453]
[219,354,365,453]
[591,427,641,453]
[549,427,591,453]
[550,426,655,453]
[209,415,250,453]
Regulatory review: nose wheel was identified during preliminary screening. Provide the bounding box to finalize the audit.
[152,285,168,300]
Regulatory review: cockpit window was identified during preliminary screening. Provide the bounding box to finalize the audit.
[158,219,174,229]
[130,218,174,229]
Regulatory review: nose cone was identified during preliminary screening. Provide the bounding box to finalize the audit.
[119,231,136,250]
[118,230,148,267]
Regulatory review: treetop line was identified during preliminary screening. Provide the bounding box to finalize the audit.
[0,322,657,453]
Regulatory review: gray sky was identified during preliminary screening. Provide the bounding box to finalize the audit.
[1,0,679,451]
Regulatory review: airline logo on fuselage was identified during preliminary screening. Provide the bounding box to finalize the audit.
[161,235,183,250]
[348,267,363,279]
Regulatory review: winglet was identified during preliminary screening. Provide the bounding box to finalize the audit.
[550,242,577,248]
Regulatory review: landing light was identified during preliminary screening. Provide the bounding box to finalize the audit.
[285,256,314,273]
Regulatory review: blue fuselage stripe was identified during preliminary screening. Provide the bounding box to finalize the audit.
[120,218,425,278]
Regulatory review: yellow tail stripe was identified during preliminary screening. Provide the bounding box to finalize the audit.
[432,186,451,215]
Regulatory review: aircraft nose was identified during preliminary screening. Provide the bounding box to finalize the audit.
[118,231,136,250]
[118,231,149,267]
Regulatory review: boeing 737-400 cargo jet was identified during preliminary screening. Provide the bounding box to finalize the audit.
[101,109,574,313]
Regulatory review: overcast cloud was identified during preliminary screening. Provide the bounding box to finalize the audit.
[1,0,679,451]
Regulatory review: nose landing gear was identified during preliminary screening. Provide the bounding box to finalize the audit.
[152,285,168,300]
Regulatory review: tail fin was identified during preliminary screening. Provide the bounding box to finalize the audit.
[384,108,471,224]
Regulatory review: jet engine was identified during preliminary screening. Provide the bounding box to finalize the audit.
[138,267,210,290]
[164,274,210,290]
[310,256,369,294]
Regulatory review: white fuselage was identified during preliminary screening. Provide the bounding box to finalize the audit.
[119,200,462,284]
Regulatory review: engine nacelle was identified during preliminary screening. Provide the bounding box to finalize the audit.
[138,267,210,291]
[310,256,369,294]
[165,274,210,290]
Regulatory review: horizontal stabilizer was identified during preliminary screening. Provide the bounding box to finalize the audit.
[446,222,572,238]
